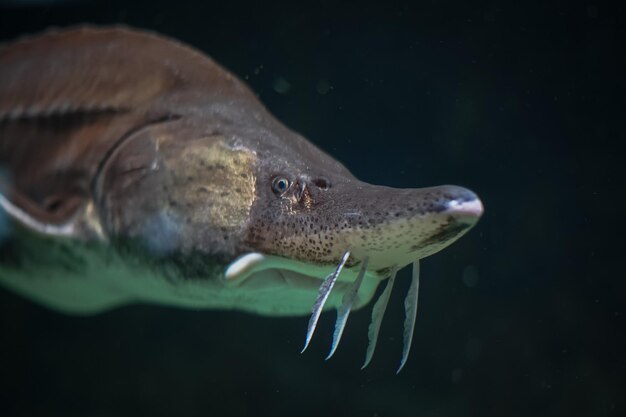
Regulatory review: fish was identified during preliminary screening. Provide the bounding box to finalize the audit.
[0,26,483,371]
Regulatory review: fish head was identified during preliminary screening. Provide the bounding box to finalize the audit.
[239,123,483,276]
[247,172,483,274]
[96,107,482,315]
[217,111,483,314]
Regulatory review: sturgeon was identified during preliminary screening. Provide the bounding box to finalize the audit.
[0,27,483,371]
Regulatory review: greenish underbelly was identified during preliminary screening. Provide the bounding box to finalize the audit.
[0,230,380,316]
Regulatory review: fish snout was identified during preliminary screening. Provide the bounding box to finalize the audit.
[432,185,483,225]
[343,184,483,272]
[298,184,483,370]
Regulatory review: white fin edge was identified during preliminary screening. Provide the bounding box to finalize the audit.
[0,192,76,237]
[223,253,267,284]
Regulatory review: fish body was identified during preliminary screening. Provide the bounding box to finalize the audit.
[0,27,483,368]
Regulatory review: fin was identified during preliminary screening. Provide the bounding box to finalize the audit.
[301,250,350,353]
[362,268,398,369]
[0,176,104,240]
[224,253,267,284]
[326,257,369,360]
[0,191,76,237]
[397,261,420,373]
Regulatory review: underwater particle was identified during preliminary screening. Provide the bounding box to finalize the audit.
[451,368,463,383]
[316,79,332,95]
[272,76,292,94]
[462,264,479,288]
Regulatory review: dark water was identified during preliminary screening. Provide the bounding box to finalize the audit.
[0,1,624,416]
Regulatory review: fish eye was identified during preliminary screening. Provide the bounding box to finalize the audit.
[271,177,291,194]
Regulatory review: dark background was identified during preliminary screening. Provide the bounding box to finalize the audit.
[0,1,624,416]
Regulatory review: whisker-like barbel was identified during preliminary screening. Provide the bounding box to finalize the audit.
[362,268,398,369]
[397,261,420,373]
[301,250,351,353]
[301,260,422,372]
[326,257,369,360]
[303,261,420,371]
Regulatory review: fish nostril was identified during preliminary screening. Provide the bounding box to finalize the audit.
[312,177,330,190]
